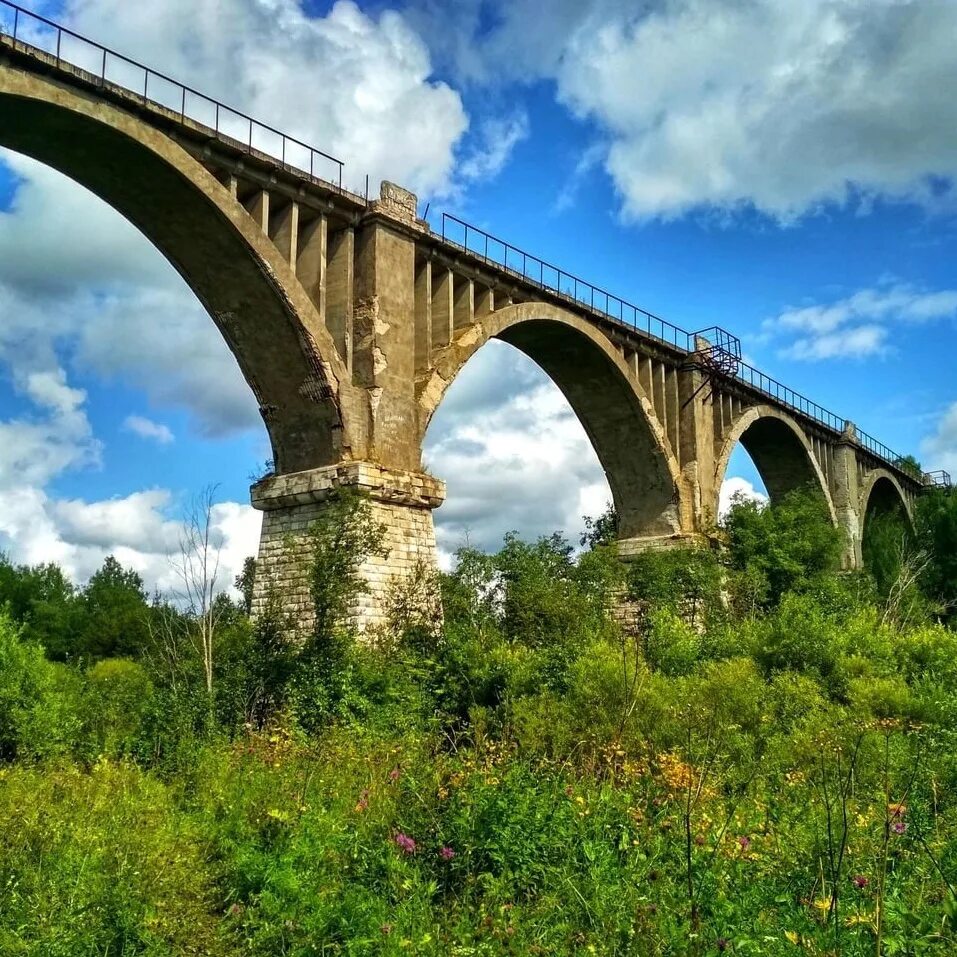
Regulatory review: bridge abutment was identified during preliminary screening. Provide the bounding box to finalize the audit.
[250,462,445,634]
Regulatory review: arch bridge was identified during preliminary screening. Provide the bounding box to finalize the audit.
[0,5,943,628]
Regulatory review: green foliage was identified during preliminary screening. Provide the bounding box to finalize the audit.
[0,761,229,955]
[0,611,81,761]
[917,488,957,619]
[722,487,845,608]
[627,545,723,627]
[7,498,957,952]
[83,658,154,758]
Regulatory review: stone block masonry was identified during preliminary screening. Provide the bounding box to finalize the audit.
[251,462,445,635]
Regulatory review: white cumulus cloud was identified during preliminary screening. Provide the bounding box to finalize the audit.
[765,281,957,361]
[425,0,957,222]
[123,415,174,445]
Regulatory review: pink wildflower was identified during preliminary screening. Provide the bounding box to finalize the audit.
[892,820,907,835]
[737,835,751,851]
[439,845,456,861]
[389,766,401,783]
[394,832,417,854]
[852,875,870,889]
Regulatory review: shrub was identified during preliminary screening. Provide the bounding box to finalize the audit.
[0,610,81,761]
[83,658,154,758]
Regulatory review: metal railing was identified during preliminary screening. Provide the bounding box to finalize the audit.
[0,0,346,189]
[441,213,694,351]
[922,470,952,489]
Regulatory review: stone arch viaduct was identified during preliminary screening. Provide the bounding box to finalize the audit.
[0,9,941,628]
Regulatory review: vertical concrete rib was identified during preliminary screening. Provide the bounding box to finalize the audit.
[326,226,354,374]
[296,214,327,320]
[414,259,433,374]
[270,200,299,266]
[453,275,474,329]
[637,355,653,401]
[244,189,269,231]
[665,366,680,455]
[474,285,494,317]
[431,268,453,349]
[653,361,668,441]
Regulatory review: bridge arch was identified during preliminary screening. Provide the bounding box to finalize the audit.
[419,301,684,540]
[714,405,836,523]
[0,63,354,474]
[860,469,913,530]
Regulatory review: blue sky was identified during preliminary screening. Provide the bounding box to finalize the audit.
[2,0,957,587]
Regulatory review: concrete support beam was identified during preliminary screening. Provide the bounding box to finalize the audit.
[665,367,680,456]
[326,226,354,373]
[270,200,298,266]
[431,268,453,349]
[251,462,445,634]
[453,275,474,329]
[296,214,327,320]
[414,259,433,374]
[474,285,494,317]
[244,188,269,231]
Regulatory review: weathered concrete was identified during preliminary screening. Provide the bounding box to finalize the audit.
[0,33,927,630]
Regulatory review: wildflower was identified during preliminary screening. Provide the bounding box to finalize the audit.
[852,875,870,889]
[354,789,369,813]
[381,923,393,935]
[694,834,706,846]
[892,820,907,835]
[888,801,907,819]
[439,845,456,861]
[716,938,729,951]
[228,903,244,917]
[737,835,751,851]
[389,766,401,783]
[394,832,417,854]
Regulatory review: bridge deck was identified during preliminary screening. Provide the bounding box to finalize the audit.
[0,0,928,489]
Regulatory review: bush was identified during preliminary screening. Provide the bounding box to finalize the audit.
[83,658,154,758]
[0,610,81,761]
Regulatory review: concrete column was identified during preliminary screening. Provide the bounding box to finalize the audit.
[475,285,494,317]
[296,213,327,319]
[831,421,863,568]
[326,225,354,373]
[453,275,474,329]
[244,189,269,231]
[251,462,445,635]
[270,200,299,266]
[414,259,433,374]
[431,268,454,348]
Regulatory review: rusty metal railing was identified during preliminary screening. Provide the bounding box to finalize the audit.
[0,0,346,189]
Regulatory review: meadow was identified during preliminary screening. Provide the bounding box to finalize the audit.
[2,489,957,955]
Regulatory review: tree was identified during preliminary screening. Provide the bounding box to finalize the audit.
[915,489,957,620]
[169,487,227,695]
[580,502,619,549]
[722,488,844,608]
[235,556,257,616]
[305,490,389,642]
[80,556,151,660]
[0,556,80,660]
